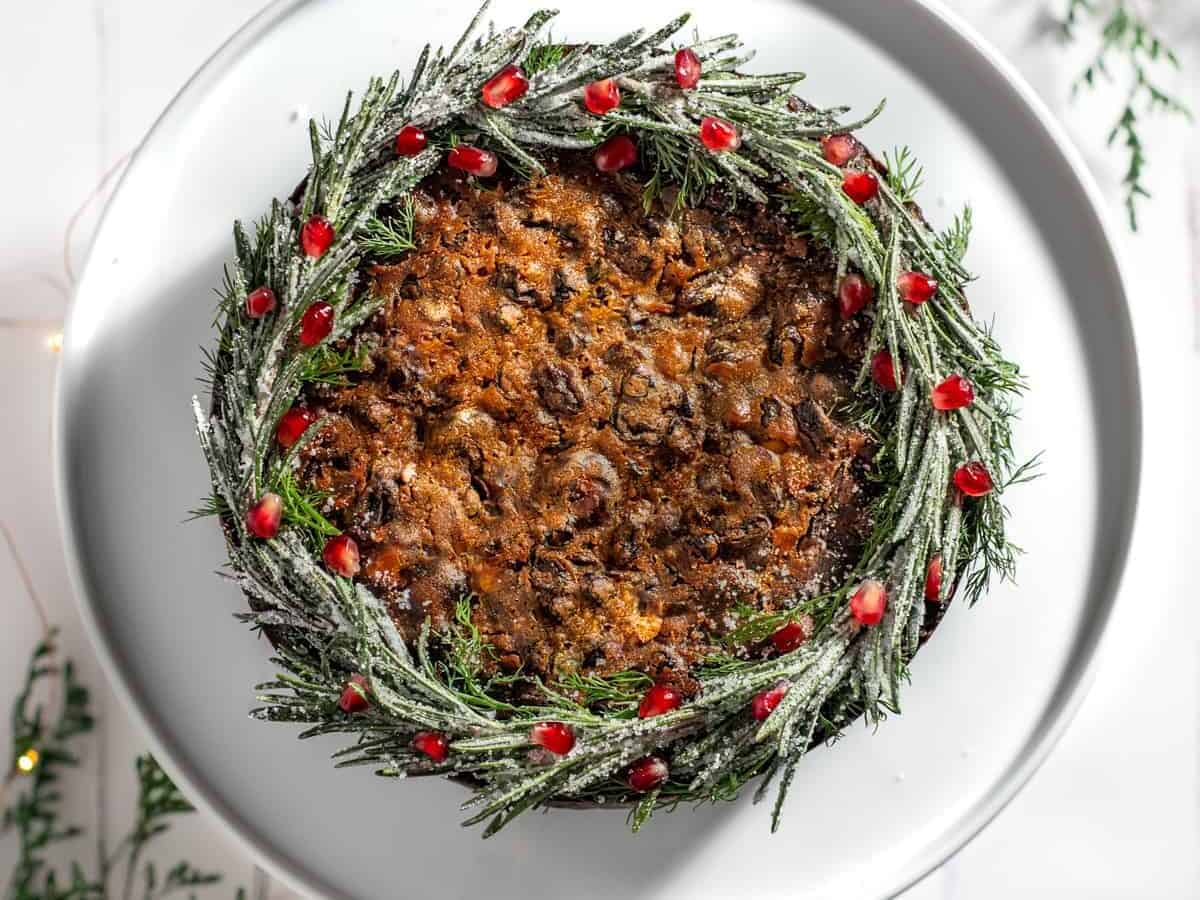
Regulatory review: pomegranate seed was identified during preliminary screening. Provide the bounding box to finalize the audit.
[583,79,621,115]
[412,730,450,763]
[925,555,943,602]
[447,144,498,177]
[394,124,427,156]
[850,579,887,626]
[300,215,334,258]
[838,273,873,318]
[752,683,788,721]
[627,755,669,792]
[771,619,812,653]
[821,133,858,166]
[699,116,741,151]
[594,135,638,173]
[338,674,369,713]
[276,407,317,449]
[245,493,282,539]
[530,721,575,755]
[322,534,361,578]
[674,48,701,89]
[931,374,975,410]
[897,271,939,305]
[481,64,529,108]
[872,351,902,391]
[954,462,994,497]
[245,286,276,318]
[842,170,879,204]
[638,684,682,719]
[298,301,334,347]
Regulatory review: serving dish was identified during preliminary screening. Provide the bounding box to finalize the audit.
[56,1,1139,897]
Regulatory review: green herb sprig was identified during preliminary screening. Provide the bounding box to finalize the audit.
[2,632,239,900]
[1061,0,1193,229]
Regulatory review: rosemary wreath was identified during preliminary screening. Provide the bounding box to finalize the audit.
[194,4,1028,837]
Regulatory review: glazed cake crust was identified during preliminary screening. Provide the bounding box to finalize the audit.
[300,155,875,689]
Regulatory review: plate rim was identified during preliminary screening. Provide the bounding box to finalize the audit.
[53,1,1142,898]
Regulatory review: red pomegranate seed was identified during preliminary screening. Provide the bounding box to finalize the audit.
[897,271,939,305]
[276,407,317,449]
[394,124,427,156]
[245,286,276,319]
[674,48,701,89]
[530,721,575,755]
[412,730,450,763]
[338,674,369,713]
[931,374,975,410]
[627,755,669,792]
[752,683,789,721]
[245,493,282,539]
[699,116,741,152]
[821,133,859,166]
[842,170,879,204]
[583,79,621,115]
[872,351,902,391]
[322,534,361,578]
[838,273,873,318]
[447,144,498,177]
[481,64,529,108]
[850,579,887,626]
[771,619,812,653]
[299,301,334,347]
[925,555,943,602]
[594,135,638,173]
[638,684,682,719]
[300,215,334,258]
[954,462,994,497]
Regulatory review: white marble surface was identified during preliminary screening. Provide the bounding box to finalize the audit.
[1,1,1196,897]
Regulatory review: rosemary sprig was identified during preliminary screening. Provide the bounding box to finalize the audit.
[195,2,1026,839]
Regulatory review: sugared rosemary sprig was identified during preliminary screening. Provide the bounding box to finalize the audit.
[194,2,1025,838]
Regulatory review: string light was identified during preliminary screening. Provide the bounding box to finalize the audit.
[0,319,65,356]
[16,748,40,774]
[0,156,130,819]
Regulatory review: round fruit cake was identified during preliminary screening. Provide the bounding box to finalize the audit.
[195,5,1024,836]
[297,154,874,693]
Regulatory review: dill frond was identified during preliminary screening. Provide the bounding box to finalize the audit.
[1062,0,1193,229]
[881,146,925,204]
[360,198,417,260]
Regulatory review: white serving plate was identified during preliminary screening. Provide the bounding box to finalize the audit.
[55,1,1140,898]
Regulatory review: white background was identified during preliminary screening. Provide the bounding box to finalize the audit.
[1,1,1197,897]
